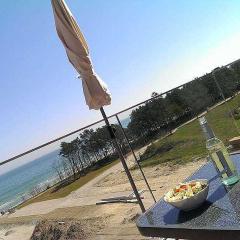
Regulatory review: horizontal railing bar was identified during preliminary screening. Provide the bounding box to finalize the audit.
[107,59,239,117]
[109,82,188,117]
[1,58,239,166]
[0,118,104,166]
[1,82,189,166]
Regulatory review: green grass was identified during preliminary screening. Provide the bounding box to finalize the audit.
[18,159,119,208]
[140,95,240,168]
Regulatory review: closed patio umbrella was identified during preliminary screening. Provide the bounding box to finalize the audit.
[51,0,145,212]
[51,0,110,110]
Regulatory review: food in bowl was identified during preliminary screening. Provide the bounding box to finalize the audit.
[165,181,207,202]
[164,179,209,211]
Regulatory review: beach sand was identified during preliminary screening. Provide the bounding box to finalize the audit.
[0,224,35,240]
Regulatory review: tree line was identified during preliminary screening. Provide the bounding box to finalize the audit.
[54,125,128,181]
[55,60,240,181]
[128,62,240,144]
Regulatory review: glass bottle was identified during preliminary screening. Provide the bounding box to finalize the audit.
[199,116,239,186]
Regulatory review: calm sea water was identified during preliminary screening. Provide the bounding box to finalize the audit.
[0,150,59,212]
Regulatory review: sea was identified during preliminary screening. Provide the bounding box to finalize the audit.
[0,117,131,212]
[0,150,59,212]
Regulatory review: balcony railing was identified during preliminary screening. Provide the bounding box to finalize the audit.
[1,58,240,213]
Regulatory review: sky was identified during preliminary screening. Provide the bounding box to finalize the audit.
[1,0,240,163]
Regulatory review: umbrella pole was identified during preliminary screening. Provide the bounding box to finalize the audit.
[115,114,156,203]
[100,107,146,213]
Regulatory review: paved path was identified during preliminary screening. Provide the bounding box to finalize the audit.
[7,145,148,218]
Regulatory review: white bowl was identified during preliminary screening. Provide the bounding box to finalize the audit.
[164,179,209,211]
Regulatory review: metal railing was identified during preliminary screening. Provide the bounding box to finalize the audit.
[2,58,240,166]
[1,58,240,212]
[2,58,239,166]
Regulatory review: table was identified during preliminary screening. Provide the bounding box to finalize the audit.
[136,154,240,240]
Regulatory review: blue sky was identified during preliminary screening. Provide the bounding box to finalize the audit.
[1,0,240,162]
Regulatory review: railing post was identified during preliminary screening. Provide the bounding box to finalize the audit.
[115,114,156,203]
[100,107,146,213]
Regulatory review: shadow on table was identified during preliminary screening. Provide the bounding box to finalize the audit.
[164,200,226,226]
[163,201,211,224]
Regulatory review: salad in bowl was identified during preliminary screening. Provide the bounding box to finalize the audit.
[164,179,209,211]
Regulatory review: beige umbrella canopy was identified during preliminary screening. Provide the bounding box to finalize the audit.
[51,0,111,110]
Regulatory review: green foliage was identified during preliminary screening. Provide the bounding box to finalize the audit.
[140,141,183,161]
[58,124,128,180]
[127,62,240,147]
[231,106,240,120]
[139,94,240,168]
[182,80,213,113]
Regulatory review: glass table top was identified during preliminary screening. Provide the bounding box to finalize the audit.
[136,154,240,239]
